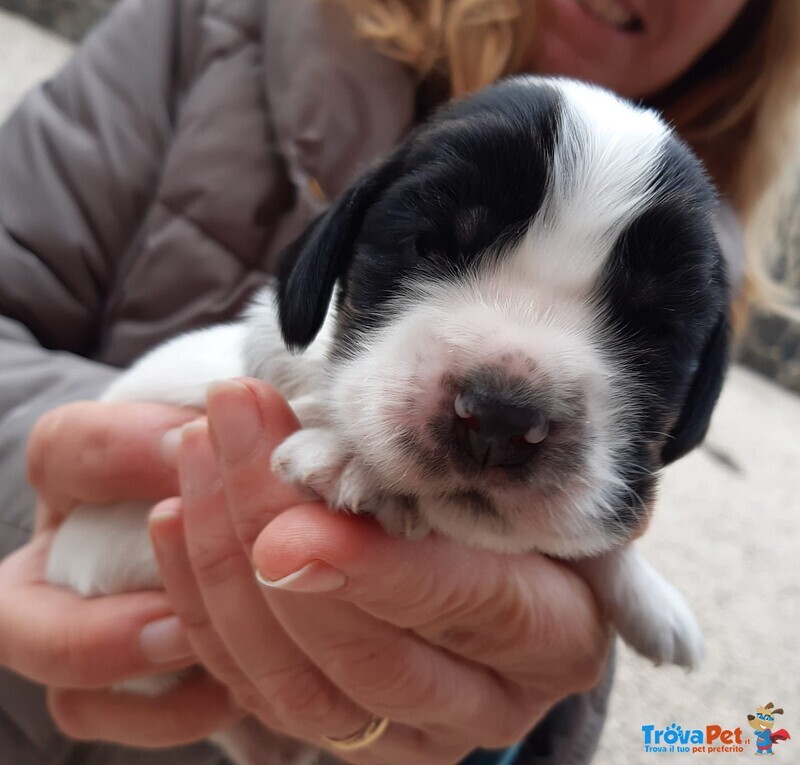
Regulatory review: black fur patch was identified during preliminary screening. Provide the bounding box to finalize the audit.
[332,80,563,354]
[594,138,730,532]
[277,77,730,539]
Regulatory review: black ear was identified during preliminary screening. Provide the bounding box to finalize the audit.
[277,148,407,350]
[661,312,730,465]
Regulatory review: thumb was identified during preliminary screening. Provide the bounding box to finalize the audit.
[27,400,200,524]
[252,503,608,685]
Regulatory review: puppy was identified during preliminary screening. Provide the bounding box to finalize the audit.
[47,76,729,761]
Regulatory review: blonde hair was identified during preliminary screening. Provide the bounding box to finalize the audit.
[330,0,523,98]
[330,0,800,321]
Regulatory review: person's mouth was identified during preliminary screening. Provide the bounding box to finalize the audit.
[574,0,643,32]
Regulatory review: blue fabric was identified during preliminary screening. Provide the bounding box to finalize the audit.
[461,742,523,765]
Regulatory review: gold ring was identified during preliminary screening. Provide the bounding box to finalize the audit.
[322,716,389,751]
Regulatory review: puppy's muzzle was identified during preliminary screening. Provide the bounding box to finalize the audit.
[454,378,549,469]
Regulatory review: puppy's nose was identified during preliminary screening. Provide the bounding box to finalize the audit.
[454,389,549,468]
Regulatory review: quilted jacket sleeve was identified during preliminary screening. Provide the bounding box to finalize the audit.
[0,0,190,556]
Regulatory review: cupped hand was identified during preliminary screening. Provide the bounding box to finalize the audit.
[149,379,611,764]
[0,400,240,747]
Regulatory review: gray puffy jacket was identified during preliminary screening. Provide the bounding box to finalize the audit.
[0,1,614,763]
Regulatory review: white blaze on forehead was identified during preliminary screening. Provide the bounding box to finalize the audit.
[514,77,670,293]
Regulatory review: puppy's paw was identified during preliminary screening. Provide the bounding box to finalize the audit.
[271,428,350,502]
[612,569,704,670]
[370,494,431,540]
[573,545,704,670]
[47,501,161,596]
[333,462,431,539]
[271,429,430,540]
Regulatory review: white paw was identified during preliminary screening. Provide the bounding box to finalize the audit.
[612,571,705,669]
[573,546,704,670]
[47,501,161,597]
[335,463,431,539]
[371,495,432,540]
[271,429,430,539]
[271,428,350,502]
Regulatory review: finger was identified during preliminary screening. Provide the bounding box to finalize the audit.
[254,533,543,748]
[48,672,240,748]
[149,499,273,721]
[206,379,307,552]
[204,383,495,753]
[27,401,199,521]
[0,534,195,688]
[253,504,610,692]
[159,449,475,765]
[174,424,377,743]
[266,582,540,750]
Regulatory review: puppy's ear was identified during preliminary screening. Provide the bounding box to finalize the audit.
[661,311,730,465]
[277,147,407,350]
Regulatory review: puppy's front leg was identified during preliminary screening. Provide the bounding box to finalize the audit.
[271,425,431,538]
[571,545,703,669]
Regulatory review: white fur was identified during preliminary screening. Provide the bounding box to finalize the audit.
[101,324,247,408]
[47,501,160,596]
[47,311,323,765]
[517,77,668,294]
[314,270,636,557]
[242,287,336,400]
[572,546,705,669]
[46,79,703,764]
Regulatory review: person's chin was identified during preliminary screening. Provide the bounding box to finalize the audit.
[532,0,645,95]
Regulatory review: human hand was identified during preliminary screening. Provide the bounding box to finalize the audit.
[149,379,611,763]
[0,401,240,747]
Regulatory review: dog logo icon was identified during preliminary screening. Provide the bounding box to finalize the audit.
[747,703,791,756]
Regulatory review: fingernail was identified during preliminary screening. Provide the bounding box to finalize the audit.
[139,616,194,664]
[179,422,221,498]
[149,497,181,524]
[255,561,347,594]
[160,427,182,468]
[208,381,263,464]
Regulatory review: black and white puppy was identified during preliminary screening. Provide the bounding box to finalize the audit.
[48,75,728,749]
